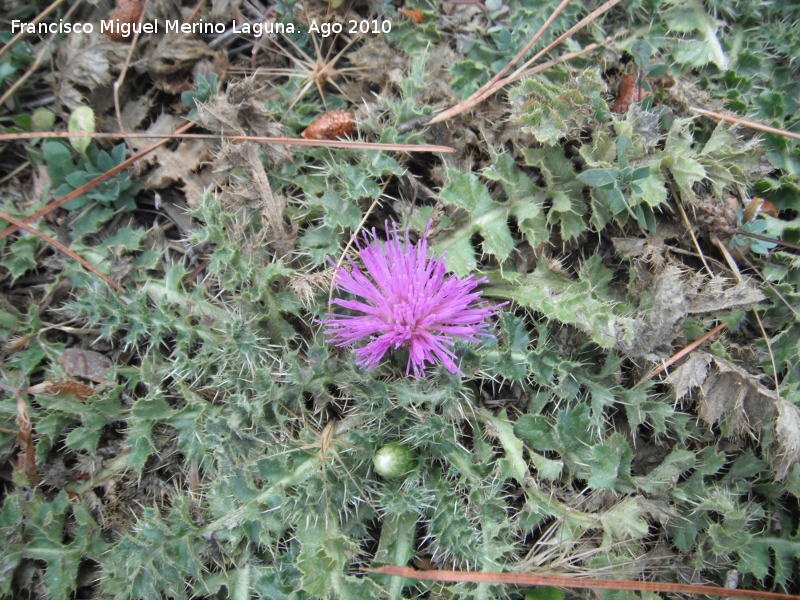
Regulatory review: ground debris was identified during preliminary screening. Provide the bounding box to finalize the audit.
[194,77,295,255]
[670,352,800,480]
[137,34,217,92]
[55,31,129,111]
[59,348,113,383]
[619,265,764,358]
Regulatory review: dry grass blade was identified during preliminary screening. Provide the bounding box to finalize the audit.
[690,107,800,141]
[328,196,382,306]
[0,121,195,241]
[516,40,606,79]
[732,228,800,252]
[363,566,800,600]
[15,388,39,485]
[0,131,454,153]
[0,210,124,292]
[502,0,622,86]
[0,36,54,109]
[668,179,714,276]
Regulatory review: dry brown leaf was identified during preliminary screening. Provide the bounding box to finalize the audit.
[141,34,216,77]
[145,139,213,189]
[668,352,712,400]
[775,401,800,481]
[26,378,94,401]
[672,352,800,480]
[399,8,424,23]
[687,276,766,314]
[619,266,764,358]
[55,31,128,111]
[59,348,113,383]
[114,95,153,133]
[622,265,689,358]
[131,113,184,157]
[698,357,776,433]
[132,113,214,198]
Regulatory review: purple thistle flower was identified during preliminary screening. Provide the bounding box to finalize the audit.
[324,223,496,378]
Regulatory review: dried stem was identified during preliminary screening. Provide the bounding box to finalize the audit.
[752,306,780,392]
[429,0,572,125]
[0,210,124,292]
[475,0,571,97]
[502,0,622,88]
[0,0,81,108]
[328,178,394,305]
[186,0,206,24]
[0,382,40,485]
[690,106,800,142]
[0,37,54,109]
[712,237,781,396]
[516,40,605,79]
[732,228,800,252]
[0,130,454,153]
[328,197,381,306]
[0,161,31,186]
[364,566,800,600]
[668,180,714,277]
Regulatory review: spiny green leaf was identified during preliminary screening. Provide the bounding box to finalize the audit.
[484,265,635,349]
[666,0,728,70]
[482,409,528,486]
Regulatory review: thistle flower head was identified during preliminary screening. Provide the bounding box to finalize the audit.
[324,223,496,378]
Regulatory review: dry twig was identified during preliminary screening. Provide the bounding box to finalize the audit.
[690,106,800,142]
[0,383,39,485]
[0,130,454,153]
[429,0,622,125]
[635,322,727,387]
[364,566,800,600]
[114,0,151,133]
[0,0,82,108]
[0,210,124,292]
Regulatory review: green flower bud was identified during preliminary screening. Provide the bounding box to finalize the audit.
[373,443,416,480]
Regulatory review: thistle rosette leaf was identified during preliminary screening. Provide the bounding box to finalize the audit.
[324,223,497,378]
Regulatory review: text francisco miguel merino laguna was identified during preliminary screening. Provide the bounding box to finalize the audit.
[11,19,298,37]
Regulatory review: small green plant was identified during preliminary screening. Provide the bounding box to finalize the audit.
[578,135,657,231]
[42,141,140,236]
[181,73,219,119]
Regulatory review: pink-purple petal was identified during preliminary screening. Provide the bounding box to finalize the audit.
[323,223,497,378]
